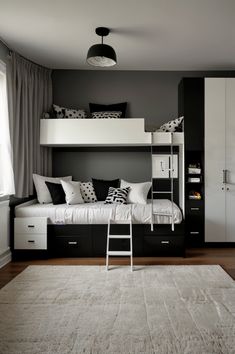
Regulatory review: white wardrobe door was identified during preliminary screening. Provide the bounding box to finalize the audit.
[225,78,235,242]
[205,78,226,242]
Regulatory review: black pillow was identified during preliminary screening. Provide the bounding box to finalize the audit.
[45,182,66,205]
[89,102,127,118]
[92,178,120,201]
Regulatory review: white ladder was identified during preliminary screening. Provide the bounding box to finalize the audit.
[106,218,133,271]
[151,132,175,232]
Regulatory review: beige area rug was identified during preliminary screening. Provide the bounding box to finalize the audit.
[0,265,234,354]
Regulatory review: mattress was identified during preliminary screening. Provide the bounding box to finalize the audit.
[15,199,182,225]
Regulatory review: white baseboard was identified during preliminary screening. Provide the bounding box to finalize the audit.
[0,248,12,268]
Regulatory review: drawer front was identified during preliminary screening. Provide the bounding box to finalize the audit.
[14,233,47,250]
[50,236,92,257]
[186,204,203,216]
[186,227,204,244]
[144,236,184,256]
[15,217,47,235]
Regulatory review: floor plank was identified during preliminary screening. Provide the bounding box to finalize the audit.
[0,248,235,289]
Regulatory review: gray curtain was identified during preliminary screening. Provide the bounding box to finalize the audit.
[7,52,52,198]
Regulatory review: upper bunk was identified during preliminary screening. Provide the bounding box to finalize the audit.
[40,118,184,147]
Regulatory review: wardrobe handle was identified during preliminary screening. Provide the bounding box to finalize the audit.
[190,207,199,211]
[223,169,228,184]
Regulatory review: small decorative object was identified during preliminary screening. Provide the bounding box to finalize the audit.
[188,163,201,174]
[189,190,202,200]
[87,27,117,67]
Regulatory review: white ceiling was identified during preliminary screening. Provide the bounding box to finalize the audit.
[0,0,235,70]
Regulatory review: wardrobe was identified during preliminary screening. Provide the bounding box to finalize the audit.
[179,77,235,245]
[205,78,235,243]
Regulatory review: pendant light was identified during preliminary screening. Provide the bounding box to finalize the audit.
[87,27,117,67]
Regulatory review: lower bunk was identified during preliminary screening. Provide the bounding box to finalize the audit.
[12,198,185,259]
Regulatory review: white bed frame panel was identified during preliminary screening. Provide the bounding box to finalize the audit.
[40,119,184,146]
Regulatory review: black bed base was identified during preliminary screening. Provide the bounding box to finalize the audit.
[24,223,184,259]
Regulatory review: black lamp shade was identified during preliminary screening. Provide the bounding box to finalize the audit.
[87,43,117,67]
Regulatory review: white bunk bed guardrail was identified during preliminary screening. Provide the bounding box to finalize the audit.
[40,118,184,146]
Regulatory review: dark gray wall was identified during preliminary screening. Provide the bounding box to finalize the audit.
[52,69,235,181]
[52,70,235,131]
[53,148,151,182]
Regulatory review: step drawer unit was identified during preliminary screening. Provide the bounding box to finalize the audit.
[14,217,47,250]
[143,223,185,256]
[185,201,204,245]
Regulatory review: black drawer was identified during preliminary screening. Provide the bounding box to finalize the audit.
[92,225,143,257]
[186,204,203,216]
[49,235,92,257]
[144,236,184,256]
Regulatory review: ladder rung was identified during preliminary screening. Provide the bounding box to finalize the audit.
[108,251,132,256]
[109,220,132,224]
[108,235,131,239]
[152,191,173,194]
[152,212,173,216]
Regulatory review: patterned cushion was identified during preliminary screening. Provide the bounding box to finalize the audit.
[64,108,87,119]
[91,111,122,119]
[89,102,127,118]
[80,182,97,203]
[157,116,184,132]
[53,104,66,118]
[105,187,130,204]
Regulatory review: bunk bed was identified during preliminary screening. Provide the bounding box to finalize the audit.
[12,119,185,259]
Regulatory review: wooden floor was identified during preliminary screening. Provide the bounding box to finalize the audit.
[0,248,235,289]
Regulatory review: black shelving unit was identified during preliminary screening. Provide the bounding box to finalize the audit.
[179,78,204,246]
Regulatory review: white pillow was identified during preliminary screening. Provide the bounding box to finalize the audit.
[120,180,152,205]
[33,174,72,204]
[61,180,84,205]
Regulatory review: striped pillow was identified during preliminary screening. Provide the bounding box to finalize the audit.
[104,187,130,204]
[91,111,122,119]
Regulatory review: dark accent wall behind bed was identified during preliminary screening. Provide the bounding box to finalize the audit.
[52,70,235,182]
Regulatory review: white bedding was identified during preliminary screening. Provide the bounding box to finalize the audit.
[15,199,182,225]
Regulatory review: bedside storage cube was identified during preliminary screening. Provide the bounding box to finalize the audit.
[14,217,47,250]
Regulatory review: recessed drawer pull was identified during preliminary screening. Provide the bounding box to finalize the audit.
[68,241,78,245]
[28,240,35,243]
[190,231,199,235]
[190,207,200,211]
[27,225,35,228]
[161,241,170,244]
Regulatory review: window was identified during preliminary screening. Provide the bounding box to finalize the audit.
[0,60,15,196]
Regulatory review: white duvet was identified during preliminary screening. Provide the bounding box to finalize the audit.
[15,199,182,225]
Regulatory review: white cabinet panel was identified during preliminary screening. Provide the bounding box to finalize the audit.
[152,155,178,178]
[225,78,235,242]
[205,78,226,242]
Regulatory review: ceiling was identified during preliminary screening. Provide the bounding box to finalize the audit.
[0,0,235,70]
